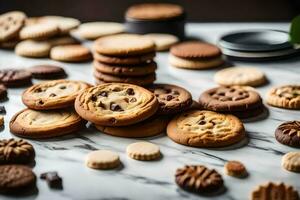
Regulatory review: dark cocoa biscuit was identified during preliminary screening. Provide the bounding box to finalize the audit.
[198,86,262,112]
[0,165,36,194]
[93,61,157,77]
[93,52,155,65]
[40,171,63,189]
[0,69,32,87]
[275,121,300,147]
[251,182,299,200]
[0,138,35,164]
[147,83,192,115]
[170,41,222,59]
[28,64,67,79]
[94,71,156,86]
[0,11,26,42]
[0,84,7,100]
[222,105,265,119]
[175,165,224,194]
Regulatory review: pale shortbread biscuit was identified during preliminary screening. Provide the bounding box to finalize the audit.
[169,54,224,69]
[214,67,266,87]
[38,16,80,34]
[19,22,59,40]
[15,40,51,58]
[50,44,92,62]
[85,150,120,169]
[144,33,179,51]
[282,152,300,173]
[0,11,26,42]
[267,85,300,109]
[126,141,160,161]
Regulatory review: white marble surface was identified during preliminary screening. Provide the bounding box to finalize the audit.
[0,23,299,200]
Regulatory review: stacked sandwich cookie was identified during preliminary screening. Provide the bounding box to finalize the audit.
[93,34,157,86]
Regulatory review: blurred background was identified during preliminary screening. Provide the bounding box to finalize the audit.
[1,0,299,22]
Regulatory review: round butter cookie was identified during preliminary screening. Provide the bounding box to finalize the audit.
[267,85,300,109]
[38,16,80,34]
[0,11,26,42]
[126,141,161,161]
[85,150,120,170]
[19,22,59,40]
[50,44,92,62]
[15,40,51,58]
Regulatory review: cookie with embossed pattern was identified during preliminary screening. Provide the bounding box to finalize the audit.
[275,121,300,147]
[267,85,300,110]
[167,110,245,147]
[0,69,32,87]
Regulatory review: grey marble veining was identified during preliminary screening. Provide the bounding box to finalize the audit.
[0,23,299,200]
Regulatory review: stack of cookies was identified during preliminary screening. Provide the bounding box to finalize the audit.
[92,34,157,86]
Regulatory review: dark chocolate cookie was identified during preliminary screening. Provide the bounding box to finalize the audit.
[0,139,35,164]
[275,121,300,147]
[147,83,192,115]
[175,165,224,194]
[0,69,32,87]
[0,84,7,100]
[0,165,36,194]
[198,86,262,112]
[28,64,67,79]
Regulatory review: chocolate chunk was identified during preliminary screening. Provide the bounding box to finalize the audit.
[126,88,135,95]
[49,93,56,97]
[91,95,97,101]
[198,120,206,125]
[166,95,174,101]
[130,97,137,103]
[40,171,63,189]
[59,85,66,89]
[0,106,6,114]
[110,103,123,111]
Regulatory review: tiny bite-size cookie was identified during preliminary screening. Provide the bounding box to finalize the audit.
[167,110,245,147]
[224,160,247,177]
[50,44,92,62]
[22,79,91,110]
[267,85,300,110]
[85,150,120,169]
[126,141,161,161]
[282,152,300,173]
[275,121,300,147]
[75,83,159,126]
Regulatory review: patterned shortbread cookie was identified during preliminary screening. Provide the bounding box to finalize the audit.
[19,22,59,40]
[22,79,91,110]
[126,141,161,161]
[75,83,159,126]
[50,44,92,62]
[282,152,300,173]
[85,150,120,169]
[15,40,51,58]
[267,85,300,109]
[0,11,26,42]
[144,33,179,51]
[167,110,245,147]
[214,67,266,87]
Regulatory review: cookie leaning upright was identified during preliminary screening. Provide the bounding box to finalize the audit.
[266,85,300,109]
[0,11,26,42]
[75,83,159,126]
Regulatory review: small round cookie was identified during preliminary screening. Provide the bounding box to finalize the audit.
[275,121,300,147]
[169,54,224,69]
[0,165,36,194]
[85,150,120,169]
[167,110,245,147]
[38,16,80,34]
[94,71,156,86]
[94,34,155,56]
[224,160,247,177]
[267,85,300,109]
[73,22,124,40]
[198,86,262,112]
[282,152,300,173]
[27,64,67,79]
[0,69,32,87]
[214,67,266,87]
[48,36,78,46]
[126,3,184,20]
[144,33,179,51]
[19,22,59,40]
[15,40,51,58]
[0,11,26,42]
[93,51,155,65]
[22,79,91,110]
[126,141,161,161]
[0,138,35,164]
[9,108,86,139]
[175,165,224,194]
[251,182,299,200]
[93,61,157,76]
[50,44,92,62]
[147,84,192,115]
[75,83,159,126]
[95,115,169,138]
[0,84,7,100]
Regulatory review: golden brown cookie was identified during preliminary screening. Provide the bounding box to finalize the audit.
[38,16,80,34]
[126,141,161,161]
[85,150,120,170]
[75,83,159,126]
[224,160,247,177]
[22,79,91,110]
[282,152,300,173]
[0,11,26,42]
[50,44,92,62]
[19,22,59,40]
[167,110,245,147]
[267,85,300,109]
[144,33,179,51]
[10,108,86,139]
[15,40,51,58]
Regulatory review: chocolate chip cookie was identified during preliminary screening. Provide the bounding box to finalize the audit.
[267,85,300,109]
[28,64,67,79]
[275,121,300,147]
[10,108,86,139]
[0,138,35,164]
[0,69,32,87]
[75,83,159,126]
[22,79,91,110]
[167,110,245,147]
[147,84,192,115]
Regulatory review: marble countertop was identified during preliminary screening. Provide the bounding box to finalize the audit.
[0,23,299,200]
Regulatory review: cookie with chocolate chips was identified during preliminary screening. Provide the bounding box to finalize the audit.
[275,121,300,147]
[75,83,159,126]
[147,84,192,115]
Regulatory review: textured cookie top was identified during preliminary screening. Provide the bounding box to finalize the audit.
[0,69,32,86]
[282,152,300,172]
[75,83,158,126]
[38,16,80,34]
[94,34,155,56]
[0,11,26,42]
[22,80,90,110]
[19,22,59,40]
[199,86,262,111]
[267,85,300,109]
[170,41,222,59]
[126,3,184,20]
[275,121,300,147]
